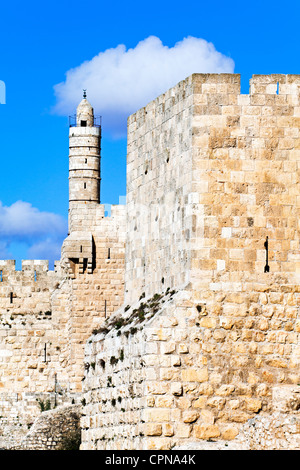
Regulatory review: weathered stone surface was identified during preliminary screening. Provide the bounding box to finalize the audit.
[80,74,300,450]
[1,74,300,451]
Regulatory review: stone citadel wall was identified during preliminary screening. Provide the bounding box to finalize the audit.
[0,205,125,443]
[125,73,300,302]
[81,73,300,450]
[1,73,300,450]
[81,289,300,450]
[125,78,194,302]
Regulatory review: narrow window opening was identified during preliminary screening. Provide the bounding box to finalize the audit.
[83,258,87,273]
[84,182,86,189]
[104,300,107,318]
[34,270,37,282]
[0,271,2,282]
[276,82,279,95]
[81,120,87,127]
[10,292,13,303]
[85,158,87,163]
[264,236,270,272]
[80,245,82,253]
[107,248,111,259]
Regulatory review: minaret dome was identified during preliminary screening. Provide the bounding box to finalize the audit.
[76,91,94,127]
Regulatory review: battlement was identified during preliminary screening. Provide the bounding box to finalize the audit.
[0,259,57,278]
[250,74,300,94]
[128,74,300,132]
[68,202,126,233]
[0,258,60,316]
[190,72,300,93]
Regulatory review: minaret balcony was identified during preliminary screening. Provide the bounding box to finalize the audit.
[69,114,102,128]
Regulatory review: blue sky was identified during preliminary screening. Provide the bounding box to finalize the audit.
[0,0,299,268]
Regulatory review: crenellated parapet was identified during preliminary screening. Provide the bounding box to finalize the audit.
[0,259,60,315]
[0,259,55,277]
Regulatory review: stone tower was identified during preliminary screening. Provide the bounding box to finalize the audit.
[69,92,101,210]
[63,92,102,275]
[62,92,126,289]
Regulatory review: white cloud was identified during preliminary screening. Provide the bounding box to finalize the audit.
[53,36,235,137]
[0,201,67,265]
[0,201,67,241]
[27,238,63,262]
[0,240,10,258]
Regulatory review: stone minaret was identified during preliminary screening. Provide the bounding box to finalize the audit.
[69,91,101,208]
[63,92,101,275]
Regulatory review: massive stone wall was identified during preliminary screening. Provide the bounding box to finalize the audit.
[81,287,300,450]
[189,73,300,294]
[126,78,194,303]
[81,73,300,450]
[125,73,300,302]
